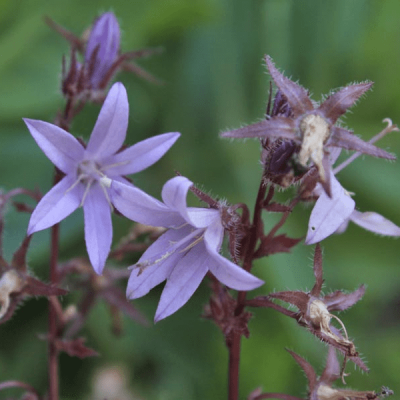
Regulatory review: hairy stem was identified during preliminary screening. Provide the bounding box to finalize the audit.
[228,181,268,400]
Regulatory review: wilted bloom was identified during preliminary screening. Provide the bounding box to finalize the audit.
[25,82,180,274]
[306,120,400,244]
[287,347,381,400]
[248,347,390,400]
[247,244,367,370]
[222,55,395,195]
[85,12,120,89]
[114,176,264,321]
[0,236,67,323]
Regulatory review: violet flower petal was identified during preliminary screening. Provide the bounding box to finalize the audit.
[110,180,184,228]
[28,175,83,235]
[83,186,112,274]
[204,236,264,290]
[23,118,84,174]
[127,256,178,300]
[86,82,128,159]
[306,173,355,244]
[161,176,192,217]
[104,132,180,175]
[161,176,219,228]
[154,244,209,321]
[349,210,400,236]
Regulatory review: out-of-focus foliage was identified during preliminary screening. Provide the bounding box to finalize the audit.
[0,0,399,399]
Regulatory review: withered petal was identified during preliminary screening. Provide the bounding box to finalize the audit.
[318,82,373,124]
[329,127,396,160]
[265,56,314,116]
[286,349,318,391]
[320,346,341,385]
[221,117,296,140]
[323,285,366,311]
[268,290,310,314]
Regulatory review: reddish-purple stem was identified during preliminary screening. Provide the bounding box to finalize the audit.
[48,190,60,400]
[228,181,268,400]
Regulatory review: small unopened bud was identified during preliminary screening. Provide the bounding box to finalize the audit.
[85,12,120,89]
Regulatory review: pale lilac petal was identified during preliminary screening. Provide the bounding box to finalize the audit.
[24,119,84,174]
[135,225,193,264]
[305,173,355,244]
[86,82,128,159]
[161,176,192,215]
[204,218,224,251]
[127,256,177,300]
[103,132,180,175]
[126,227,191,299]
[83,185,112,274]
[206,243,264,291]
[28,175,82,234]
[349,210,400,236]
[85,12,120,88]
[335,218,350,234]
[154,244,209,321]
[110,180,184,228]
[186,208,220,229]
[161,176,219,227]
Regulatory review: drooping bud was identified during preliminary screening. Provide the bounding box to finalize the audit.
[85,12,120,89]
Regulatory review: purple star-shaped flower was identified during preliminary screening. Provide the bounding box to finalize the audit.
[24,82,180,274]
[115,176,264,321]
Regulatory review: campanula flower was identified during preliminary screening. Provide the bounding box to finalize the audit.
[114,176,264,321]
[24,82,180,274]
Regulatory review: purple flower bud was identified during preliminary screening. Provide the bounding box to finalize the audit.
[85,12,120,89]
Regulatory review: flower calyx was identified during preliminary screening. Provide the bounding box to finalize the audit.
[222,55,395,196]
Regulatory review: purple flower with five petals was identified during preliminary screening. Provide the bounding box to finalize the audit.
[114,176,264,321]
[24,82,180,274]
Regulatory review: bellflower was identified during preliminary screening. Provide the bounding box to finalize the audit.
[24,82,180,274]
[115,176,264,322]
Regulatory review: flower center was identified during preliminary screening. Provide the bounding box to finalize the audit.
[66,160,112,208]
[299,113,331,180]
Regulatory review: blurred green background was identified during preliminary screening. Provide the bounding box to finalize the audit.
[0,0,400,399]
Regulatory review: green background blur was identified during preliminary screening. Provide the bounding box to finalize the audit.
[0,0,399,399]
